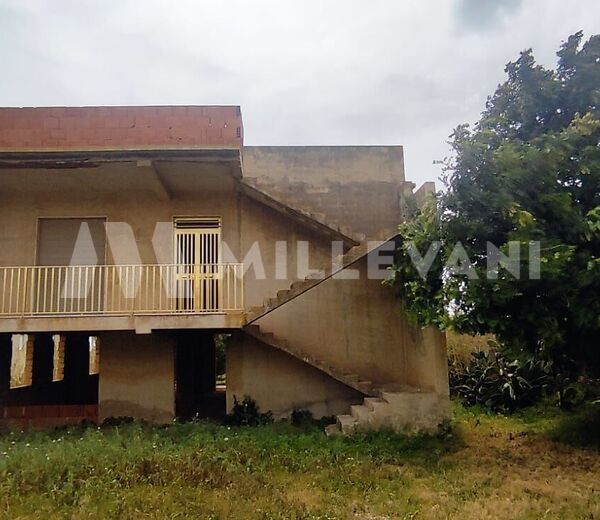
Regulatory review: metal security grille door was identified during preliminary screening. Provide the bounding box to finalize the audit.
[174,218,221,312]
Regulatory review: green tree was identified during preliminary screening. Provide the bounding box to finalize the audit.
[389,32,600,373]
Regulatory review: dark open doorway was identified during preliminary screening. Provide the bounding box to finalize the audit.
[174,331,226,420]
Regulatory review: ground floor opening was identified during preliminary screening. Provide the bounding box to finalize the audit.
[174,331,227,421]
[0,332,98,428]
[0,328,232,428]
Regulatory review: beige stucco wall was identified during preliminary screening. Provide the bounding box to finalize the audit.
[0,163,242,267]
[0,161,335,311]
[226,333,363,418]
[239,196,332,308]
[98,331,175,423]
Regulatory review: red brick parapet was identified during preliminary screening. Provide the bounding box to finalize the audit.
[0,106,243,151]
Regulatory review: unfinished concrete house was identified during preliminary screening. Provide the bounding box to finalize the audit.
[0,106,449,434]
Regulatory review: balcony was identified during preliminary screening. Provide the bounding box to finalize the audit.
[0,264,245,333]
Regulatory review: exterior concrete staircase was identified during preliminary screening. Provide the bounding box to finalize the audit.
[325,388,451,436]
[243,324,377,396]
[238,187,423,434]
[244,229,399,324]
[244,323,450,436]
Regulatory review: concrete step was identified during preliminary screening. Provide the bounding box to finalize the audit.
[330,391,451,436]
[350,404,372,422]
[336,414,357,434]
[356,380,374,394]
[276,289,290,300]
[363,397,387,412]
[324,423,341,436]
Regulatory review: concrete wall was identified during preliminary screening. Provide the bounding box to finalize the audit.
[0,163,242,267]
[98,331,175,423]
[242,146,408,238]
[226,333,363,419]
[0,161,334,310]
[239,196,332,308]
[257,255,448,394]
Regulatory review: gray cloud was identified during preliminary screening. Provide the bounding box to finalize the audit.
[454,0,523,31]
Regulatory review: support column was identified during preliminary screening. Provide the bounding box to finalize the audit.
[98,331,175,424]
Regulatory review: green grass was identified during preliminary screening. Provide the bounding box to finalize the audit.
[0,402,598,519]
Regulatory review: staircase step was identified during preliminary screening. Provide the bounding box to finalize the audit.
[336,414,357,434]
[350,404,371,422]
[324,423,342,436]
[290,281,307,292]
[364,397,386,412]
[305,271,325,281]
[343,373,359,383]
[276,289,290,300]
[356,380,374,393]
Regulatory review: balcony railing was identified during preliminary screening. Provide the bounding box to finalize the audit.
[0,264,244,317]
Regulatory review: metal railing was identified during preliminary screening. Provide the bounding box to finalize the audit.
[0,264,244,317]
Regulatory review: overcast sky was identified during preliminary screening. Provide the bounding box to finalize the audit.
[1,0,599,187]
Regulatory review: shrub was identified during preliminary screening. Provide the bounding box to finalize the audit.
[450,350,555,413]
[101,416,135,427]
[225,396,273,426]
[290,409,314,427]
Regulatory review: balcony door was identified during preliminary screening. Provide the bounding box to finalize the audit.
[173,218,221,312]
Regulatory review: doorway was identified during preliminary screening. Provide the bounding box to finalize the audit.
[174,331,225,420]
[173,218,221,312]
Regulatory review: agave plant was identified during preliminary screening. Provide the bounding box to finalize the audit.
[450,350,555,413]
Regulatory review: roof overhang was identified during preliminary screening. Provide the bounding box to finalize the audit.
[0,147,243,177]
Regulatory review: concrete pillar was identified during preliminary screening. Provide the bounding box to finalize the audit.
[98,331,175,424]
[10,334,34,388]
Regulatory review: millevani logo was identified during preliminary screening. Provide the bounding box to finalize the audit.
[59,222,541,299]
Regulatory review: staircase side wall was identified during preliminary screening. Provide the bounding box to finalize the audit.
[226,333,363,419]
[257,256,448,394]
